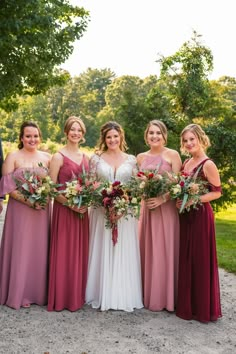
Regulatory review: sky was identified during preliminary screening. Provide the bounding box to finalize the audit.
[61,0,236,80]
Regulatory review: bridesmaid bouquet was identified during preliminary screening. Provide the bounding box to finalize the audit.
[101,181,140,245]
[14,166,60,209]
[127,168,169,200]
[63,171,103,217]
[169,166,208,213]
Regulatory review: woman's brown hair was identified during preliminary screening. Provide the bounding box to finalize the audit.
[144,120,168,145]
[18,121,42,149]
[96,121,128,154]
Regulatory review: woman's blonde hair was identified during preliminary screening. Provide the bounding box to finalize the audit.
[144,120,168,145]
[64,116,86,144]
[96,121,128,153]
[180,123,211,155]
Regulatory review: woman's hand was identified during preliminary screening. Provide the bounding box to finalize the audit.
[145,196,163,210]
[108,206,124,223]
[176,198,182,209]
[109,212,123,223]
[176,197,196,211]
[32,201,46,210]
[70,205,88,214]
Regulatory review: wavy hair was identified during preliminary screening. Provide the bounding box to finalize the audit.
[95,121,128,154]
[180,123,211,155]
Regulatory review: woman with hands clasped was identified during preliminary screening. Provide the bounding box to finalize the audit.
[0,121,51,309]
[137,120,182,312]
[47,116,89,312]
[176,123,222,323]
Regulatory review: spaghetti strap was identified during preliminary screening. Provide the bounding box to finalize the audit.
[57,152,85,167]
[182,158,190,169]
[193,158,210,173]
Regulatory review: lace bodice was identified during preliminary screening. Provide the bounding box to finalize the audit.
[89,154,137,183]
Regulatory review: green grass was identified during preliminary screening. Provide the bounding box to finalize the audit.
[215,205,236,274]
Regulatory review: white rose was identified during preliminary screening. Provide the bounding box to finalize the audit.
[139,181,146,189]
[172,185,181,195]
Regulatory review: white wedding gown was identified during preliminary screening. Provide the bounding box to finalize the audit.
[85,154,143,312]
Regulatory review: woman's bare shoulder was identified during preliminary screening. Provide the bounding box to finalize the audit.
[136,152,148,163]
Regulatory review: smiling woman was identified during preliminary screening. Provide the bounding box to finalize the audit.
[137,120,182,312]
[47,116,90,312]
[86,120,143,312]
[0,121,51,309]
[176,123,222,323]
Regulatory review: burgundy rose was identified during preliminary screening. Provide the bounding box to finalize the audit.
[137,171,145,177]
[148,172,154,179]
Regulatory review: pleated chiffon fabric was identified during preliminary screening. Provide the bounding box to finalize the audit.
[47,154,89,312]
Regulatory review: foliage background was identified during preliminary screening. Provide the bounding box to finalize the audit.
[0,1,235,212]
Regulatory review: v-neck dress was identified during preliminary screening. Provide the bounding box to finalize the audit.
[176,158,222,322]
[85,154,143,312]
[47,154,89,311]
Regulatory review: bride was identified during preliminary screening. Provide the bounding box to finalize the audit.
[86,121,143,312]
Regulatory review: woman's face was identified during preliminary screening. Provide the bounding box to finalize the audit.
[67,122,83,143]
[105,129,121,151]
[146,124,164,147]
[21,126,40,151]
[182,131,201,155]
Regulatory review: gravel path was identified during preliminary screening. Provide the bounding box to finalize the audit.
[0,204,235,354]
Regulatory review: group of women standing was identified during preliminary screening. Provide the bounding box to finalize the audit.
[0,116,222,323]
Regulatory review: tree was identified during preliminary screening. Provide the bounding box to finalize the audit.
[150,32,236,208]
[46,68,115,146]
[0,68,115,147]
[157,31,213,119]
[99,75,158,154]
[0,0,89,110]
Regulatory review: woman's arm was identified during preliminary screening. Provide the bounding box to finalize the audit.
[3,152,37,208]
[200,160,222,203]
[49,152,67,205]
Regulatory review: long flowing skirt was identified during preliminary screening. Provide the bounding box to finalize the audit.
[86,207,143,312]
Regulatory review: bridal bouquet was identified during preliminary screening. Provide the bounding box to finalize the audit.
[101,181,139,245]
[63,171,103,217]
[14,166,60,209]
[169,166,208,213]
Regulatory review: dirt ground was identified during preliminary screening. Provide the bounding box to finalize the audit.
[0,204,236,354]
